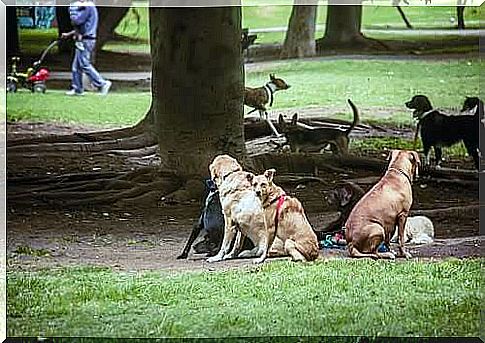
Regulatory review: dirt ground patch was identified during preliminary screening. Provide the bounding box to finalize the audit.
[6,121,481,272]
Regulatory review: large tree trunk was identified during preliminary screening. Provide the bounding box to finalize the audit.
[280,2,317,59]
[55,6,74,54]
[6,6,19,57]
[149,7,245,179]
[96,6,131,52]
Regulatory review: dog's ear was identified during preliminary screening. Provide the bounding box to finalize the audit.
[269,74,275,80]
[386,149,398,162]
[291,113,298,126]
[409,151,421,180]
[339,185,354,207]
[264,168,276,183]
[278,114,286,129]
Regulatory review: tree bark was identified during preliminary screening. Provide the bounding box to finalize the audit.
[96,6,131,52]
[149,7,245,179]
[55,6,74,53]
[7,6,19,57]
[280,2,317,59]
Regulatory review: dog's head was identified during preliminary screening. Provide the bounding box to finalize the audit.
[269,74,291,91]
[209,155,243,186]
[387,149,421,181]
[251,168,276,200]
[324,182,365,210]
[461,96,481,113]
[405,95,433,119]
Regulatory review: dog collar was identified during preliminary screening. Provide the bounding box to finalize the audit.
[415,109,435,122]
[388,167,413,185]
[264,83,275,107]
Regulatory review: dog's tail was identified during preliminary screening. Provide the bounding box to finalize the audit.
[345,99,360,136]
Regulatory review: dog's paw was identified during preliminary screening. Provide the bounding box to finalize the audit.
[206,255,223,263]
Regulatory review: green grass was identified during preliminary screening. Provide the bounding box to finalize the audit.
[6,58,480,127]
[7,258,481,337]
[6,90,150,126]
[350,137,469,158]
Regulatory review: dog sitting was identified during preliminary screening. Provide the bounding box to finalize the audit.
[177,179,254,259]
[405,95,479,169]
[251,169,319,261]
[207,155,275,264]
[390,216,434,245]
[345,150,421,259]
[278,99,359,154]
[244,74,291,137]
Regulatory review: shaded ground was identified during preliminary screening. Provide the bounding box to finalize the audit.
[6,120,481,272]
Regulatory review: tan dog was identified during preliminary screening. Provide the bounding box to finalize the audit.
[345,150,421,259]
[244,74,291,137]
[207,155,275,264]
[251,169,319,262]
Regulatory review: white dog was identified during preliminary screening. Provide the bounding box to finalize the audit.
[391,216,434,245]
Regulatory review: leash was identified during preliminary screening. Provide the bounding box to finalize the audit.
[267,193,286,233]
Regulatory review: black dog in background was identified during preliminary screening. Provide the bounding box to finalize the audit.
[177,179,254,259]
[405,95,479,169]
[318,181,365,241]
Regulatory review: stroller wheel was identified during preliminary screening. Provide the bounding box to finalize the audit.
[7,80,17,93]
[33,82,47,94]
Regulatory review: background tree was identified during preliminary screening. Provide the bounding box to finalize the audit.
[96,5,131,52]
[280,1,318,59]
[6,6,19,57]
[55,6,73,53]
[316,0,386,52]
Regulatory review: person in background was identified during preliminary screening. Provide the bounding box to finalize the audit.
[61,0,111,96]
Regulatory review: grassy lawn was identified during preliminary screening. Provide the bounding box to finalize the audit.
[7,258,481,337]
[6,58,481,128]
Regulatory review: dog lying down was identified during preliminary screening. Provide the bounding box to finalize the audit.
[345,149,421,259]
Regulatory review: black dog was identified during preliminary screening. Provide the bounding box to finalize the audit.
[405,95,479,169]
[177,179,254,259]
[317,181,365,241]
[177,179,224,259]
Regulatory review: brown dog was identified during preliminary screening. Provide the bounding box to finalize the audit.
[344,150,421,259]
[207,155,275,264]
[251,169,319,262]
[244,74,291,137]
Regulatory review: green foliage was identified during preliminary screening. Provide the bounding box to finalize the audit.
[7,259,481,337]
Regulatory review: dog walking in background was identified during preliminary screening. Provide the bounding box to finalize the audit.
[405,95,479,169]
[244,74,291,137]
[278,99,359,154]
[251,169,319,261]
[345,150,421,259]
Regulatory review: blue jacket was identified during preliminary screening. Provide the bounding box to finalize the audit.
[69,2,98,39]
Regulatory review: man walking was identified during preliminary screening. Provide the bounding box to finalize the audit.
[62,0,111,96]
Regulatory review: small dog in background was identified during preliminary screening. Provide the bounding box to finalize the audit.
[251,168,319,262]
[405,95,479,169]
[278,99,359,155]
[320,181,365,238]
[390,216,434,245]
[244,74,291,137]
